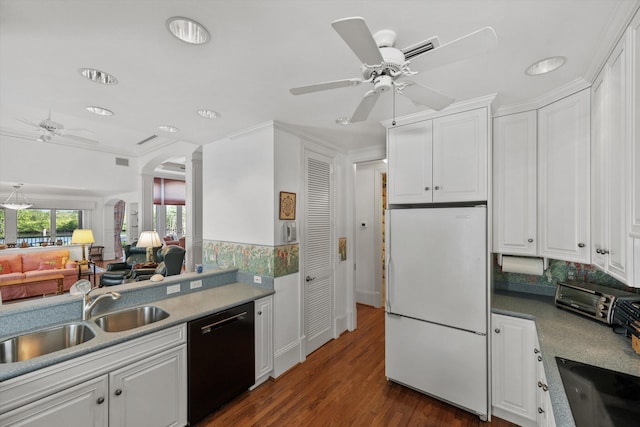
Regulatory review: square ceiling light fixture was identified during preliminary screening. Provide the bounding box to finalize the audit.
[167,17,210,44]
[525,56,566,75]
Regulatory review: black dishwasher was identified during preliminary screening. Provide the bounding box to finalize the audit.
[188,301,255,425]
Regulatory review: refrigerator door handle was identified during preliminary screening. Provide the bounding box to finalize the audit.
[386,255,392,312]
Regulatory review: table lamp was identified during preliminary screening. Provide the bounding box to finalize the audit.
[71,229,95,262]
[137,231,162,262]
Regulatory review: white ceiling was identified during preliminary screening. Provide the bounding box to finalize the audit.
[0,0,638,161]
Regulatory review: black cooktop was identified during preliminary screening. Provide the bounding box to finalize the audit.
[556,357,640,427]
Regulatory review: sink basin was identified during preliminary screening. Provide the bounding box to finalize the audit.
[0,323,95,363]
[94,306,169,333]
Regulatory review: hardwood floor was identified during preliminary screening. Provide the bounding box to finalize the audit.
[197,304,518,427]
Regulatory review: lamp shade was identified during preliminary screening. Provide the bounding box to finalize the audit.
[137,231,162,248]
[71,229,95,244]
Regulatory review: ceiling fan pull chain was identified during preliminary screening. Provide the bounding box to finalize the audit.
[392,85,396,126]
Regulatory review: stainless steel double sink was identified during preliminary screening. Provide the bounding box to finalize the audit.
[0,305,169,363]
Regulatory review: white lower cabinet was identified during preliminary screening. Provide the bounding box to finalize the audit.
[491,314,555,427]
[0,325,187,427]
[0,375,109,427]
[491,314,537,426]
[254,295,273,387]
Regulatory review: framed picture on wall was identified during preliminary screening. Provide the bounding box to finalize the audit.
[279,191,296,220]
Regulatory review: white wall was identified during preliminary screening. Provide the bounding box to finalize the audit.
[202,123,275,245]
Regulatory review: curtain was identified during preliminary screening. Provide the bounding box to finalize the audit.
[153,177,185,206]
[114,200,126,259]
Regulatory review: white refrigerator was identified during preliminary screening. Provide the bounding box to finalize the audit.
[385,206,488,419]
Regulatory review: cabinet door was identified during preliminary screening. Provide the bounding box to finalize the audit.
[591,70,608,270]
[538,89,590,263]
[0,375,108,427]
[109,345,187,427]
[387,121,432,204]
[535,338,556,427]
[433,108,488,202]
[493,112,537,255]
[255,295,274,384]
[491,314,537,425]
[631,12,640,238]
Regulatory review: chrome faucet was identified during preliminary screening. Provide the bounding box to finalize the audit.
[83,288,121,321]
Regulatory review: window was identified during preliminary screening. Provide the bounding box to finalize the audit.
[0,209,4,243]
[1,208,83,246]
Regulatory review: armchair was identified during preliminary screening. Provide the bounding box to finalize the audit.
[132,245,185,281]
[100,240,162,286]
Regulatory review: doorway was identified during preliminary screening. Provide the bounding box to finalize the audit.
[354,161,387,308]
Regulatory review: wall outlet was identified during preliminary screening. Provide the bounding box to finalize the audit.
[253,275,262,284]
[190,280,202,289]
[167,284,181,295]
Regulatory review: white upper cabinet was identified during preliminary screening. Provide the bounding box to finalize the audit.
[591,35,632,283]
[387,107,488,204]
[538,89,591,264]
[387,121,433,204]
[493,111,537,255]
[432,108,488,202]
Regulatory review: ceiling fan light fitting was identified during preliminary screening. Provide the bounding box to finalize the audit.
[167,17,210,45]
[373,29,397,48]
[1,185,33,210]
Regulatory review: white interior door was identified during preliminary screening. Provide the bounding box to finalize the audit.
[304,150,334,355]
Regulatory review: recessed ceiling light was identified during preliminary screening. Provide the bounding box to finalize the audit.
[336,117,352,126]
[197,109,220,119]
[86,106,114,116]
[79,68,118,85]
[525,56,566,76]
[158,125,179,133]
[166,17,210,45]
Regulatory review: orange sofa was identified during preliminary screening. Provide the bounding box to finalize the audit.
[0,249,78,301]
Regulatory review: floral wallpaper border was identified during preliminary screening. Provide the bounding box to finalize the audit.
[493,255,637,293]
[203,240,299,278]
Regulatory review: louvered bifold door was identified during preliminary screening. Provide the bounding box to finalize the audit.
[304,150,334,355]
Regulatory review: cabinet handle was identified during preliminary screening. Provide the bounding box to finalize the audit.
[434,186,440,190]
[258,311,262,315]
[538,407,544,414]
[602,249,610,254]
[578,243,585,248]
[538,356,542,362]
[537,382,548,391]
[115,389,123,396]
[596,248,602,254]
[494,328,500,333]
[534,348,540,354]
[425,187,430,191]
[528,238,534,243]
[96,397,105,405]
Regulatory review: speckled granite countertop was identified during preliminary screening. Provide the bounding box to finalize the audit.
[0,280,273,382]
[492,290,640,427]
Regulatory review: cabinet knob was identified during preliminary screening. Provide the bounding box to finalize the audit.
[96,397,105,405]
[537,382,548,391]
[578,243,585,248]
[602,249,610,254]
[534,348,540,354]
[596,248,602,254]
[257,311,262,315]
[425,187,430,191]
[538,355,542,362]
[115,389,123,396]
[434,186,440,190]
[538,407,544,414]
[494,328,500,333]
[528,238,534,243]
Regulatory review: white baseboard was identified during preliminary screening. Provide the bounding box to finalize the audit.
[335,313,348,336]
[273,339,302,378]
[356,289,381,308]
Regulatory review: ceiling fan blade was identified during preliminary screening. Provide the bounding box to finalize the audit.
[331,17,383,65]
[16,118,42,130]
[59,134,100,144]
[411,27,497,69]
[290,78,363,95]
[350,90,380,123]
[401,82,454,111]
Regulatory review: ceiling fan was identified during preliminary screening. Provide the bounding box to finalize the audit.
[14,111,99,144]
[290,17,497,123]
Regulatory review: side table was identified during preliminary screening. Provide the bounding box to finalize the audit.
[77,260,97,286]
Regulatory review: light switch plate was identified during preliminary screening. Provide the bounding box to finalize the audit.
[190,280,202,289]
[167,284,181,295]
[254,275,262,284]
